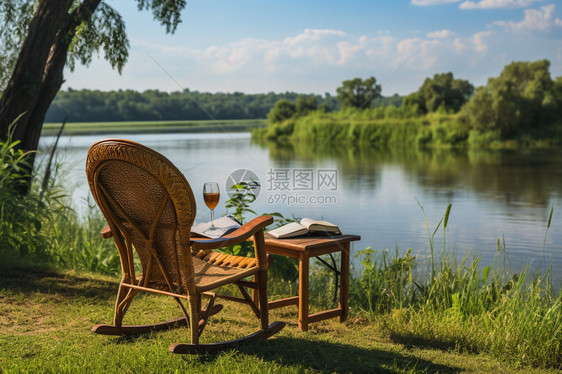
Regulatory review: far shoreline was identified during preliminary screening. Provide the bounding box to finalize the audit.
[41,119,267,136]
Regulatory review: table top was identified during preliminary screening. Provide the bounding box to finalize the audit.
[264,233,361,252]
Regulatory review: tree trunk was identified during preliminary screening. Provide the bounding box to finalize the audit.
[0,0,74,147]
[0,0,100,194]
[25,0,102,161]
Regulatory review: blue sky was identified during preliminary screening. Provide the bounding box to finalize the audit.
[64,0,562,96]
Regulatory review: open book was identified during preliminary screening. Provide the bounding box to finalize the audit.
[191,215,241,239]
[267,218,341,239]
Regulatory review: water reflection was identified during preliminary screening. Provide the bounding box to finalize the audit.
[254,139,561,209]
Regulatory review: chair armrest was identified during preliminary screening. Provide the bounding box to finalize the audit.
[191,215,273,251]
[100,225,113,239]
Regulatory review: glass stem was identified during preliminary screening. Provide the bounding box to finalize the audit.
[210,209,215,227]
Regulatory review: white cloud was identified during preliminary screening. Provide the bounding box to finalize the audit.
[412,0,460,5]
[283,28,346,45]
[65,21,559,96]
[494,4,562,32]
[453,37,468,52]
[472,31,494,53]
[427,29,455,38]
[134,28,499,87]
[460,0,541,10]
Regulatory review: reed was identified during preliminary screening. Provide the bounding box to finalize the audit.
[253,108,562,148]
[0,131,119,274]
[348,203,561,369]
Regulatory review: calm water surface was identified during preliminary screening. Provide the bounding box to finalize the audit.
[38,132,562,282]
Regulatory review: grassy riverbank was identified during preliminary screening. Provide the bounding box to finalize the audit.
[2,197,560,371]
[252,110,562,148]
[42,119,267,136]
[0,264,558,374]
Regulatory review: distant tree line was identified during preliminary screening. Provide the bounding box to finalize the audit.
[45,88,404,123]
[44,89,339,122]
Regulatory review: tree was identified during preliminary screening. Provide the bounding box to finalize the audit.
[267,99,296,123]
[462,59,558,136]
[295,95,317,116]
[0,0,187,194]
[404,72,473,114]
[336,77,381,109]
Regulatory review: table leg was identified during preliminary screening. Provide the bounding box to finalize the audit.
[298,252,309,331]
[339,244,350,323]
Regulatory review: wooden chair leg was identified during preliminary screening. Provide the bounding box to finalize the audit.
[257,269,269,330]
[189,296,199,345]
[113,283,138,327]
[251,274,259,308]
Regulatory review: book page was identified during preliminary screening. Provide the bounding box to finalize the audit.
[300,218,341,233]
[267,222,308,239]
[191,215,241,239]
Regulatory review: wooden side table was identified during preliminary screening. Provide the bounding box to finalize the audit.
[264,234,361,331]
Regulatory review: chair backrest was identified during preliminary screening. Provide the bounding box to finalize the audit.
[86,139,197,294]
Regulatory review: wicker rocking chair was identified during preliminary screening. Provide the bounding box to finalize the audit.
[86,139,284,354]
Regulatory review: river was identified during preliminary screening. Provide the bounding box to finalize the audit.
[38,132,562,283]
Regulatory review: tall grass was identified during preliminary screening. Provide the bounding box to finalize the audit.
[349,203,561,369]
[0,129,54,260]
[253,110,470,147]
[253,108,561,148]
[0,132,119,274]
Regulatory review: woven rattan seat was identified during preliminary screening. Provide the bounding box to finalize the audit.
[86,139,284,354]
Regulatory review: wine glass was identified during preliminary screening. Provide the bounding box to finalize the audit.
[203,182,220,230]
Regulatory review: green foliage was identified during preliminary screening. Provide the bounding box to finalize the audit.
[267,99,296,124]
[355,247,415,315]
[0,127,119,274]
[0,134,47,258]
[371,93,404,108]
[68,3,129,74]
[224,181,259,224]
[407,72,473,114]
[0,0,35,92]
[336,76,382,109]
[135,0,186,34]
[277,110,469,147]
[46,199,120,275]
[402,92,424,116]
[220,180,259,257]
[462,59,559,136]
[46,89,322,122]
[295,95,317,115]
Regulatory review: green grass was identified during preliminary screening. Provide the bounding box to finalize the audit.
[1,265,557,374]
[42,119,267,136]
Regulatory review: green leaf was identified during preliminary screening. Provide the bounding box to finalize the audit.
[482,266,490,285]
